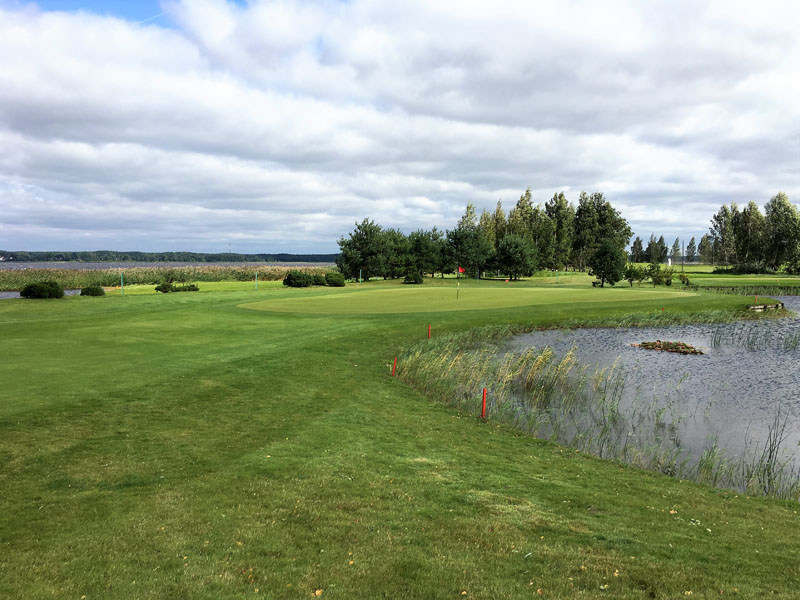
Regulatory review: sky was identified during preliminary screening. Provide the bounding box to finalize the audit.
[1,1,798,253]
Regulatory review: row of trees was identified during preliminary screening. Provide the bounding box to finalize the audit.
[703,193,798,271]
[629,235,696,264]
[336,190,632,280]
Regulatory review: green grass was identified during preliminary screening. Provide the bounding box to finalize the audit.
[1,280,799,599]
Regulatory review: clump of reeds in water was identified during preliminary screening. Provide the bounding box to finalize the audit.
[710,322,800,352]
[397,329,800,500]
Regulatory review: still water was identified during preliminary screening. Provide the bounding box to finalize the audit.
[508,297,800,466]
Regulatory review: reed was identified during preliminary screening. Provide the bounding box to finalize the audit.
[0,265,330,291]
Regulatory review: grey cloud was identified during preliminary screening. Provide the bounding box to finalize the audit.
[0,0,798,252]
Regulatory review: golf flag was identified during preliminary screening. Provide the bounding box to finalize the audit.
[458,266,465,273]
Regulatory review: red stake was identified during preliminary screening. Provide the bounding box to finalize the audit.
[392,356,397,377]
[481,388,487,419]
[661,307,664,312]
[428,323,431,339]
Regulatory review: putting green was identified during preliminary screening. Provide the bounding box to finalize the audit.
[240,286,697,314]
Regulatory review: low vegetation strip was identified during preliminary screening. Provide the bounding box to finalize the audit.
[0,264,329,291]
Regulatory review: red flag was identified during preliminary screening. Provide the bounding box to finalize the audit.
[458,266,465,273]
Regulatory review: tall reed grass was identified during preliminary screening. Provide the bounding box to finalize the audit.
[0,265,330,291]
[689,284,800,296]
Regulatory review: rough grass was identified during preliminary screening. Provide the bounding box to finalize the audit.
[1,280,799,599]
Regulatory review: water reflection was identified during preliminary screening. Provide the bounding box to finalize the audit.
[507,297,800,470]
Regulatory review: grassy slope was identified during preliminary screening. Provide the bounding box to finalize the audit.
[1,278,798,599]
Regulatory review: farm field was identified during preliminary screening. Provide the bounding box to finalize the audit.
[1,278,798,599]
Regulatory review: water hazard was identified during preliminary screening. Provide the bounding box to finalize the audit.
[507,297,800,476]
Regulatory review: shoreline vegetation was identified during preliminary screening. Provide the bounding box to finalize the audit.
[396,307,798,500]
[0,264,331,291]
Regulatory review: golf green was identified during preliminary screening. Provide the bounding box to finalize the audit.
[240,286,697,314]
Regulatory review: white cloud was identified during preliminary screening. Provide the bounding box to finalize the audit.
[0,0,798,252]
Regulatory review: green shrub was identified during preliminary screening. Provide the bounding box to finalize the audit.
[325,272,345,287]
[172,283,199,292]
[404,271,424,285]
[155,282,199,293]
[20,280,64,299]
[283,270,313,287]
[312,274,327,286]
[80,285,105,296]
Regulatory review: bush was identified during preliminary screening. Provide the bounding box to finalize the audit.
[678,272,690,286]
[80,285,105,296]
[663,267,674,286]
[283,270,313,287]
[156,282,199,293]
[713,263,772,275]
[404,271,424,284]
[325,272,345,287]
[312,274,327,286]
[20,280,64,299]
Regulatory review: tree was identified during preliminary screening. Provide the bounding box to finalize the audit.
[545,191,575,270]
[698,234,713,264]
[408,228,443,277]
[588,238,626,287]
[732,201,765,266]
[381,228,411,279]
[336,218,386,280]
[447,203,494,276]
[508,188,534,238]
[646,262,663,286]
[645,234,659,263]
[530,206,555,269]
[630,236,645,263]
[709,203,738,265]
[764,192,798,270]
[478,209,496,251]
[495,233,537,280]
[657,236,668,263]
[572,192,631,271]
[686,237,697,263]
[492,200,507,248]
[670,238,681,263]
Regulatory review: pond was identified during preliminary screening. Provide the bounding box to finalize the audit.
[0,290,81,299]
[507,297,800,481]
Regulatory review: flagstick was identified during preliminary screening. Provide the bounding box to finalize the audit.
[457,280,459,301]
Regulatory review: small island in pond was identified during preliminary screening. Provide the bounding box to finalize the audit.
[632,340,704,355]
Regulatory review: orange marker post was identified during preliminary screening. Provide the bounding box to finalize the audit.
[428,324,431,339]
[481,388,487,419]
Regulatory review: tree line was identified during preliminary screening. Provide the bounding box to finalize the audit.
[336,189,632,281]
[628,192,797,272]
[700,192,799,271]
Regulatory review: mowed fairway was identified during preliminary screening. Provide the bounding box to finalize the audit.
[1,280,798,599]
[242,285,696,314]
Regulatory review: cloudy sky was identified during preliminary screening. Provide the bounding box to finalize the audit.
[1,0,798,253]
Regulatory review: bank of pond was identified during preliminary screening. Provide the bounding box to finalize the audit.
[398,296,800,500]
